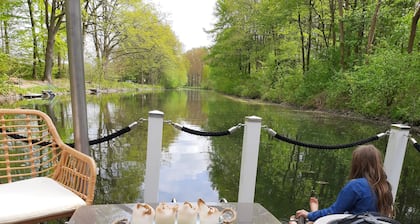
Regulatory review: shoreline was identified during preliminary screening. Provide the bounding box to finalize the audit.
[2,83,419,134]
[0,93,23,104]
[221,93,420,135]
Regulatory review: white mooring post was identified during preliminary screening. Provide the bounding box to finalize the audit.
[238,116,262,203]
[144,110,164,203]
[383,124,410,202]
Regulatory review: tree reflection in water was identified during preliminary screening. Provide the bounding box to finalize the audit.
[3,90,418,223]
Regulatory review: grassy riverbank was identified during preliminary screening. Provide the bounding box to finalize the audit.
[2,77,419,134]
[0,78,162,103]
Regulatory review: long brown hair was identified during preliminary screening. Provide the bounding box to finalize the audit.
[348,144,394,217]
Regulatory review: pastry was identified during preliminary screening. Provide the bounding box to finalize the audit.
[177,201,198,224]
[131,203,155,224]
[155,202,178,224]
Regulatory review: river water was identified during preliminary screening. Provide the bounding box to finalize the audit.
[2,90,419,223]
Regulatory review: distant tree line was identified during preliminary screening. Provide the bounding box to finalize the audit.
[185,48,210,88]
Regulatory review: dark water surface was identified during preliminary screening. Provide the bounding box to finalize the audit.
[2,90,419,223]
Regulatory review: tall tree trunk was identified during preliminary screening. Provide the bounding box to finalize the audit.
[366,0,382,54]
[43,0,65,84]
[57,51,62,78]
[355,0,366,57]
[298,13,306,73]
[306,0,313,71]
[27,0,39,79]
[2,21,10,54]
[408,2,420,53]
[316,0,329,48]
[91,3,101,61]
[0,23,3,52]
[330,0,336,47]
[82,0,91,47]
[44,32,55,83]
[338,0,345,69]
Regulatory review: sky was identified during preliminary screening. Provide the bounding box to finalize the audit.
[147,0,217,51]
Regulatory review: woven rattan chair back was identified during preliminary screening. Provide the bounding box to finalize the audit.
[0,109,60,183]
[0,109,97,223]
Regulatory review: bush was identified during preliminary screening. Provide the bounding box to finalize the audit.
[296,49,340,107]
[335,50,420,122]
[261,68,302,104]
[0,74,12,95]
[325,71,353,110]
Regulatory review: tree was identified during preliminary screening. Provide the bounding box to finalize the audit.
[207,0,262,93]
[27,0,40,79]
[297,0,315,73]
[298,12,306,72]
[1,17,10,55]
[0,0,20,55]
[106,0,186,88]
[185,48,208,87]
[366,0,382,54]
[338,0,345,69]
[85,0,124,79]
[408,1,420,53]
[329,0,336,47]
[43,0,65,83]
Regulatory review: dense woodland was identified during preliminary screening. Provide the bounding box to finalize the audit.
[207,0,420,125]
[0,0,420,125]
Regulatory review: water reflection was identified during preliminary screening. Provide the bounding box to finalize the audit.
[160,126,218,202]
[2,90,419,223]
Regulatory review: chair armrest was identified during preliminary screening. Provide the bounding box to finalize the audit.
[53,143,97,205]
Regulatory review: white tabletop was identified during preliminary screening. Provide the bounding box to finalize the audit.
[68,202,282,224]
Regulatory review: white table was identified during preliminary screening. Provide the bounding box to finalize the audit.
[68,202,282,224]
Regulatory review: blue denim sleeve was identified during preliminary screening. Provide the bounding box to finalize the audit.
[307,181,358,221]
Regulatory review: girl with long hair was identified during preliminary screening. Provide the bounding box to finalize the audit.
[290,144,394,223]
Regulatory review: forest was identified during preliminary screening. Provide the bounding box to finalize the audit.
[206,0,420,125]
[1,0,420,125]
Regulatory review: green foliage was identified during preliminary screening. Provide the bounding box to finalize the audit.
[207,0,420,125]
[209,68,244,95]
[271,70,303,104]
[239,78,262,99]
[200,65,211,89]
[0,53,11,75]
[0,53,33,79]
[0,73,11,95]
[107,1,186,88]
[1,0,187,88]
[346,50,420,122]
[1,0,419,125]
[160,61,188,89]
[325,71,353,110]
[297,60,336,107]
[294,48,341,107]
[325,50,420,123]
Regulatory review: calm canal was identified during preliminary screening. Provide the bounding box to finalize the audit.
[2,90,419,223]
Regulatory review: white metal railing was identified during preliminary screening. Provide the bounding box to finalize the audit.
[143,110,410,204]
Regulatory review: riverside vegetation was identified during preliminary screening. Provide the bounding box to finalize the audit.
[0,0,419,127]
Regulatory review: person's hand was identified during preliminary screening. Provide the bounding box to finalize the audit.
[295,209,309,219]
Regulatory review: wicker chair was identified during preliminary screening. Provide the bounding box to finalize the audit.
[0,109,97,224]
